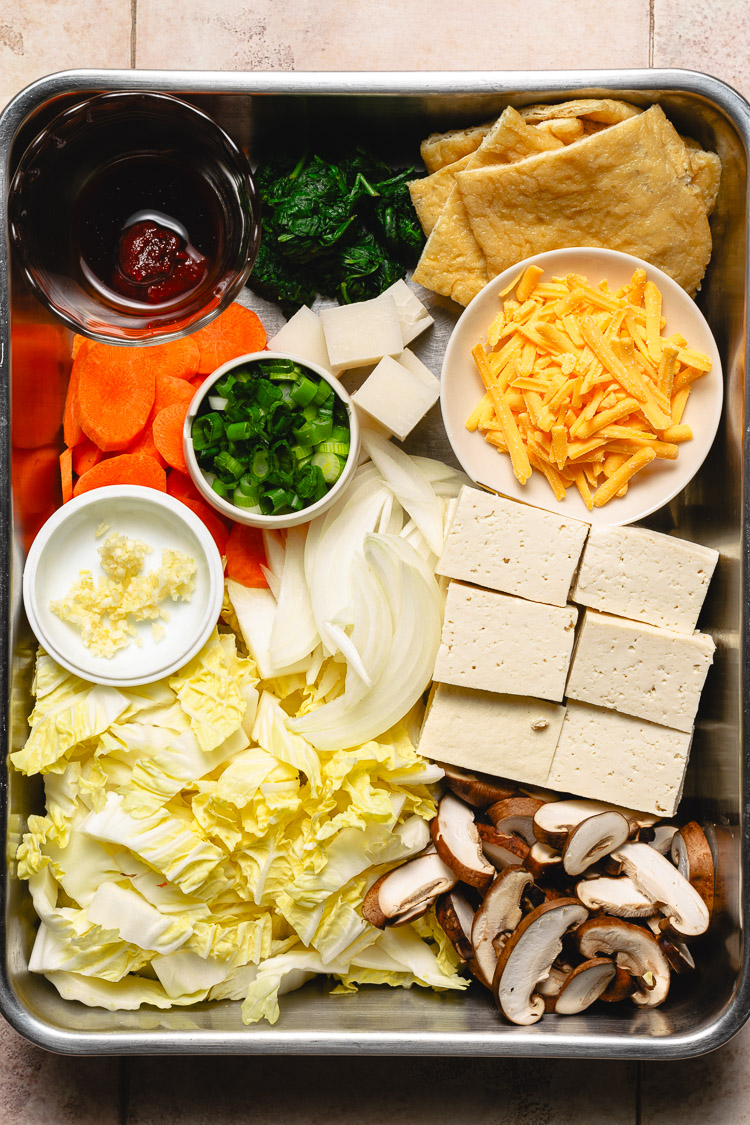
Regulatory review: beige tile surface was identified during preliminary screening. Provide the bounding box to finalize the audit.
[0,1015,121,1124]
[653,0,750,102]
[642,1020,750,1124]
[0,0,131,111]
[126,1053,638,1124]
[135,0,650,71]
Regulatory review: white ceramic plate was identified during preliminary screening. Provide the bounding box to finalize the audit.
[440,248,724,527]
[23,485,224,686]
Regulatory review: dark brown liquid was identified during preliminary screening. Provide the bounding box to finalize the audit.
[72,155,223,310]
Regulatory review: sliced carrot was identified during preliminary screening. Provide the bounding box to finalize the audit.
[190,374,210,390]
[191,304,267,375]
[63,361,85,447]
[71,437,103,477]
[177,497,230,556]
[155,374,196,413]
[71,335,90,360]
[139,336,200,381]
[11,323,67,449]
[225,523,268,587]
[166,470,203,505]
[152,401,190,474]
[59,447,73,504]
[76,345,156,452]
[12,445,62,515]
[73,453,166,497]
[125,418,167,469]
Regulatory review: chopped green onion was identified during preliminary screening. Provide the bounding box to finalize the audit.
[214,451,245,480]
[313,380,334,405]
[311,451,344,484]
[290,376,318,407]
[315,441,350,456]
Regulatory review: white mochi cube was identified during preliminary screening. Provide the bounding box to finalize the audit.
[321,295,403,373]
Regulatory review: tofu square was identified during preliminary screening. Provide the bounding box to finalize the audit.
[548,702,693,817]
[571,525,719,634]
[419,683,566,787]
[437,486,589,607]
[565,610,715,733]
[433,581,578,702]
[321,295,403,373]
[352,354,439,441]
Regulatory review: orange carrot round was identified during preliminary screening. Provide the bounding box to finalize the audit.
[73,453,166,497]
[71,437,103,477]
[59,447,74,504]
[166,470,204,505]
[177,497,230,555]
[76,345,156,452]
[225,523,267,587]
[126,418,167,469]
[154,374,196,414]
[152,402,190,474]
[139,336,200,380]
[191,304,267,375]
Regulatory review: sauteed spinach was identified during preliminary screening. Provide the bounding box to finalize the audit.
[249,148,424,309]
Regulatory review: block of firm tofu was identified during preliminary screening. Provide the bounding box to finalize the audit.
[433,581,579,702]
[437,486,589,607]
[571,525,719,634]
[418,682,566,787]
[268,306,333,374]
[352,353,439,441]
[565,610,715,733]
[320,294,403,373]
[548,701,693,817]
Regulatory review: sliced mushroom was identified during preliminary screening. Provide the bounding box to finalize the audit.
[485,797,545,846]
[470,866,533,989]
[575,875,657,919]
[477,823,530,869]
[524,840,563,880]
[362,852,457,929]
[523,883,565,912]
[430,793,495,890]
[641,824,679,855]
[611,842,710,938]
[671,822,715,919]
[577,916,671,1008]
[600,966,637,1003]
[492,899,588,1026]
[536,962,574,999]
[533,799,635,850]
[440,763,519,809]
[435,889,476,961]
[659,933,696,975]
[562,811,632,877]
[554,958,616,1015]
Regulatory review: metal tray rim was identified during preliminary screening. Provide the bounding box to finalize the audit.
[1,65,748,1059]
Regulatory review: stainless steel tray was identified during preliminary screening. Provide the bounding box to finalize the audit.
[1,68,748,1058]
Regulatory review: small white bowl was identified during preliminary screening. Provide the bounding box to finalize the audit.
[183,350,360,529]
[441,247,724,528]
[23,485,224,687]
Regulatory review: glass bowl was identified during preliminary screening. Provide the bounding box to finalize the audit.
[8,91,261,345]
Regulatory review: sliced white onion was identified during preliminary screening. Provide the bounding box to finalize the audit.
[360,430,444,556]
[208,395,228,411]
[269,526,320,667]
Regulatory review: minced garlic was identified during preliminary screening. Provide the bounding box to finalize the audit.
[50,532,196,658]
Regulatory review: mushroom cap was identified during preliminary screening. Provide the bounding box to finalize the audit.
[477,823,530,869]
[431,793,495,890]
[362,851,457,928]
[486,797,545,846]
[562,811,632,877]
[575,875,657,918]
[440,763,519,809]
[600,965,637,1003]
[523,840,563,880]
[577,916,671,1008]
[555,958,616,1015]
[470,865,533,988]
[670,822,715,919]
[492,898,588,1026]
[642,824,679,855]
[436,889,476,961]
[612,842,710,938]
[533,798,635,850]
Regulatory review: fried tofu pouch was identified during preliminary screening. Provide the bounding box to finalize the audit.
[456,105,713,297]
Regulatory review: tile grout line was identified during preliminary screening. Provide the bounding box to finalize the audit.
[130,0,137,68]
[648,0,654,67]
